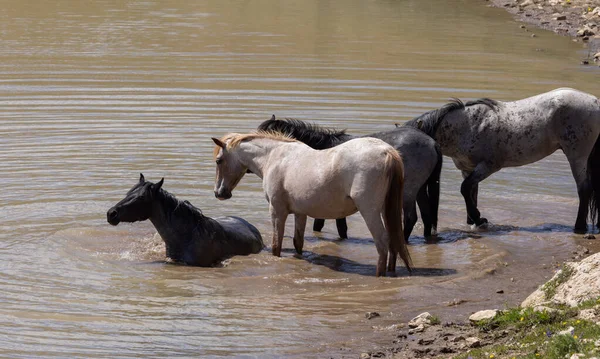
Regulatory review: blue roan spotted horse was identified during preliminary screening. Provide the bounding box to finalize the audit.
[405,88,600,234]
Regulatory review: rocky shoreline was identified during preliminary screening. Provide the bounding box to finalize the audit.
[358,249,600,359]
[487,0,600,64]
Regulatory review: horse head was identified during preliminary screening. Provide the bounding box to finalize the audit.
[212,136,247,200]
[107,173,164,225]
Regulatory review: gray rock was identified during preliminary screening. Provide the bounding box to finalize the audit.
[408,312,432,328]
[533,305,558,314]
[558,326,575,336]
[469,309,498,323]
[451,335,465,343]
[577,26,596,37]
[408,324,425,334]
[519,0,534,7]
[522,253,600,307]
[465,337,481,348]
[578,308,598,321]
[365,312,380,320]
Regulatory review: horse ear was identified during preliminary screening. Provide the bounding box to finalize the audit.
[394,123,400,128]
[139,173,145,183]
[153,178,164,193]
[270,114,276,121]
[417,119,424,130]
[212,137,226,149]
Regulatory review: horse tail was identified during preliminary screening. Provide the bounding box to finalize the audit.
[588,134,600,227]
[426,142,443,234]
[384,149,412,272]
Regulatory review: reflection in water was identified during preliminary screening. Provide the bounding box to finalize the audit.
[0,0,599,357]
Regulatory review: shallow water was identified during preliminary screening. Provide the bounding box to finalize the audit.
[1,0,600,357]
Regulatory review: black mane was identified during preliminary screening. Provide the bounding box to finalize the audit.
[258,117,352,149]
[405,98,499,137]
[156,188,217,230]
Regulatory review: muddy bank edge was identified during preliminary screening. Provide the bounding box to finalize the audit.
[487,0,600,63]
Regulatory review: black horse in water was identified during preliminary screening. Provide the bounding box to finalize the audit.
[107,174,264,266]
[258,116,443,242]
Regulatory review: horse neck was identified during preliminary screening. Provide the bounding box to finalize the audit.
[236,138,292,178]
[148,190,203,255]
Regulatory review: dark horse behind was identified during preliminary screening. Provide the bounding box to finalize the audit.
[258,115,443,242]
[107,174,264,266]
[405,88,600,234]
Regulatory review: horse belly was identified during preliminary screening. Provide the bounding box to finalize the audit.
[288,190,357,219]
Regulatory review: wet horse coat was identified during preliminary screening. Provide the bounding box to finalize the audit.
[211,132,412,276]
[107,174,264,266]
[405,88,600,233]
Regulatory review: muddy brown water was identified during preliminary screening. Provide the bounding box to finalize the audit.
[1,0,600,358]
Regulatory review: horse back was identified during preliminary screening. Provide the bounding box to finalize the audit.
[213,216,264,254]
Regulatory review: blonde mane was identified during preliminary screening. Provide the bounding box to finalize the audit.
[213,131,297,158]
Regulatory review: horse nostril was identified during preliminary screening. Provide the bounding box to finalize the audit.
[107,209,118,222]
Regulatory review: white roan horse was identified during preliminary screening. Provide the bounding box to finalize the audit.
[405,88,600,233]
[211,132,412,276]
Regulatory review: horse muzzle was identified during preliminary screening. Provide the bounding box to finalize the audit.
[107,209,120,226]
[214,189,232,200]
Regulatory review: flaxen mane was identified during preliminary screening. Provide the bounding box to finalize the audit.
[213,131,297,158]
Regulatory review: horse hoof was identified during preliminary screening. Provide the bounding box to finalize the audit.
[470,218,489,230]
[272,247,282,257]
[574,227,587,235]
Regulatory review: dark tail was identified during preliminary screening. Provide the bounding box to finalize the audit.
[257,116,350,149]
[588,134,600,228]
[426,142,443,233]
[384,149,412,272]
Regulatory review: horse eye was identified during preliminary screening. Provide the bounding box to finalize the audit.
[216,158,222,165]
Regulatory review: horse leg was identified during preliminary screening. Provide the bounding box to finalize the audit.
[270,205,288,257]
[415,187,431,238]
[358,208,389,277]
[565,156,592,233]
[404,198,419,242]
[462,171,479,225]
[313,218,325,232]
[335,218,348,239]
[461,163,496,227]
[293,214,307,255]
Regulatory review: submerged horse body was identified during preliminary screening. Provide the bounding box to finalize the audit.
[405,87,600,233]
[211,132,412,276]
[258,116,442,241]
[107,174,264,266]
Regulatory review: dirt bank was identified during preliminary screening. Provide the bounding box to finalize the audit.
[488,0,600,64]
[355,241,600,359]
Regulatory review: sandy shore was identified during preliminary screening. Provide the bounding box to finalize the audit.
[488,0,600,63]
